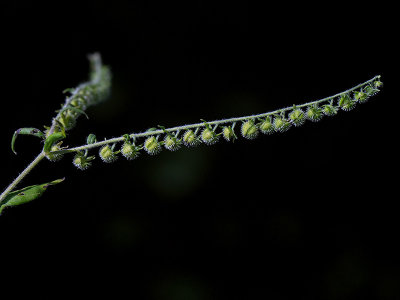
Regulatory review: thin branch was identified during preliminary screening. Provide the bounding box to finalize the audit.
[0,152,45,203]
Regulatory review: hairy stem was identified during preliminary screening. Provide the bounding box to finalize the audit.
[0,152,45,203]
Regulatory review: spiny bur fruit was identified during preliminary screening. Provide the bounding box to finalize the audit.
[46,143,64,162]
[354,90,368,103]
[338,94,356,111]
[222,126,236,142]
[182,130,200,147]
[73,152,94,170]
[99,144,118,162]
[201,127,219,145]
[273,116,291,132]
[164,135,182,151]
[241,120,258,139]
[121,142,140,160]
[289,108,305,127]
[258,117,274,135]
[144,136,161,155]
[306,104,323,122]
[322,104,338,116]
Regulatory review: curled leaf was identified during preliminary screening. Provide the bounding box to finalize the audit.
[43,131,66,154]
[11,127,45,154]
[0,178,65,215]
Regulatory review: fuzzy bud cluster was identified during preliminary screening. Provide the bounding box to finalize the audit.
[56,53,111,133]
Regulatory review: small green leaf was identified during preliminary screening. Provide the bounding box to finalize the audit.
[11,127,45,154]
[0,178,65,215]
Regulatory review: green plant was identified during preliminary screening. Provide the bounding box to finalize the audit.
[0,53,383,215]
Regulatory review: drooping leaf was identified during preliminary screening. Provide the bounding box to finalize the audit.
[0,178,64,215]
[11,128,45,154]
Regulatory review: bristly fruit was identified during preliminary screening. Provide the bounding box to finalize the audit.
[46,143,64,162]
[222,125,236,142]
[73,152,94,170]
[241,120,258,139]
[164,135,182,151]
[182,129,200,147]
[322,104,338,116]
[99,144,118,162]
[121,142,140,160]
[144,136,161,155]
[338,94,356,111]
[273,116,291,132]
[258,116,274,135]
[354,90,368,103]
[306,104,323,122]
[201,127,219,144]
[288,108,305,127]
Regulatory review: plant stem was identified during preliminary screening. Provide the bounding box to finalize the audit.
[0,151,45,203]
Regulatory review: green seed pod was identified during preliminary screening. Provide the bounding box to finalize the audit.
[338,94,356,111]
[164,135,182,151]
[121,142,140,160]
[322,104,338,116]
[222,126,236,142]
[241,120,258,139]
[354,90,368,103]
[99,144,118,162]
[144,136,161,155]
[73,152,94,170]
[182,130,200,147]
[201,127,219,144]
[288,108,305,127]
[258,117,274,135]
[46,143,64,162]
[273,116,291,132]
[306,104,323,122]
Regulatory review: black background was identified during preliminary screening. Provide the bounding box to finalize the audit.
[0,1,397,299]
